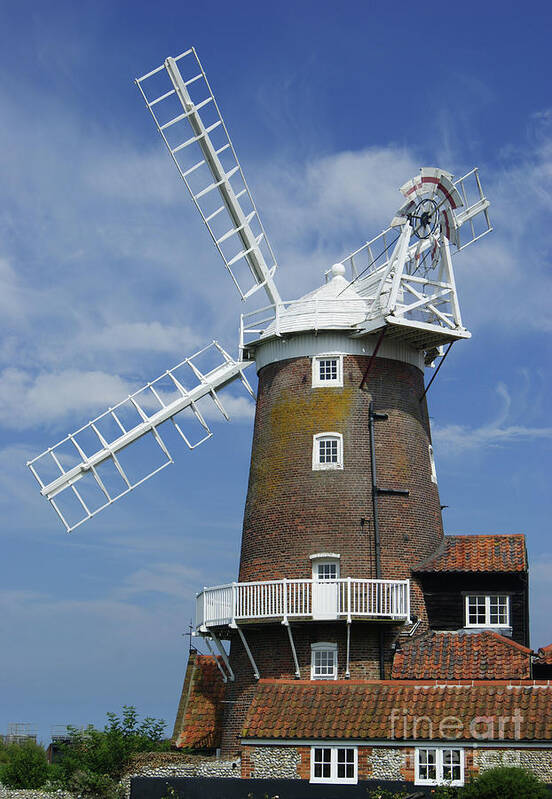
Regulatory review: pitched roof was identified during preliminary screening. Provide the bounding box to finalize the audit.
[392,631,532,680]
[172,654,225,750]
[242,680,552,742]
[413,534,527,573]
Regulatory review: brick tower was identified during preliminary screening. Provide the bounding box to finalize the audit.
[192,263,452,754]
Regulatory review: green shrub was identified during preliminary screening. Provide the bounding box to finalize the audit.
[433,785,460,798]
[0,740,49,788]
[56,705,169,786]
[65,768,125,799]
[460,765,551,799]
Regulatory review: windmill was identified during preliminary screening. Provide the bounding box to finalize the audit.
[27,46,491,536]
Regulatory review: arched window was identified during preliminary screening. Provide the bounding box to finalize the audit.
[311,642,338,680]
[312,432,343,470]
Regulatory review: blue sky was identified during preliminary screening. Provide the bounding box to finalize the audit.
[1,0,551,744]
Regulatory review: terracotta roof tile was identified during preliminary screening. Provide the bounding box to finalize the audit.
[174,654,225,750]
[242,680,552,742]
[392,631,532,680]
[537,644,552,665]
[413,534,527,573]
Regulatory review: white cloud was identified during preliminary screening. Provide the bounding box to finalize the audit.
[80,322,201,355]
[433,381,552,454]
[0,368,135,430]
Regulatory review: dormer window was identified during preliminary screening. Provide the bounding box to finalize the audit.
[312,355,343,387]
[465,594,510,628]
[313,433,343,470]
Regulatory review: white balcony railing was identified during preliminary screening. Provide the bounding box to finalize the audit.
[196,578,410,630]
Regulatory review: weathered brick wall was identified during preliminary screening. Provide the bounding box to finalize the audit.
[239,354,443,587]
[218,353,444,754]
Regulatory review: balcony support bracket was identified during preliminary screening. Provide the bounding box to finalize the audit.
[282,619,301,678]
[203,636,227,683]
[236,624,260,680]
[210,630,235,681]
[345,621,351,679]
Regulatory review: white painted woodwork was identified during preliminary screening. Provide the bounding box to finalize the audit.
[195,578,411,630]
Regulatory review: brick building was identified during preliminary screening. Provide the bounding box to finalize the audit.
[170,264,552,794]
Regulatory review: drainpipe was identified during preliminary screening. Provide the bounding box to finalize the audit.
[367,401,409,680]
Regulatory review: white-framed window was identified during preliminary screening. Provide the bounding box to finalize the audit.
[312,354,343,387]
[465,594,510,628]
[312,558,340,581]
[313,432,343,470]
[310,746,357,784]
[415,747,464,786]
[429,444,438,483]
[311,642,338,680]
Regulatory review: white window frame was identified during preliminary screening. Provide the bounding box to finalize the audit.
[311,557,340,581]
[464,594,510,628]
[311,642,338,680]
[415,747,464,786]
[429,444,438,483]
[312,354,343,388]
[312,432,343,470]
[310,746,357,784]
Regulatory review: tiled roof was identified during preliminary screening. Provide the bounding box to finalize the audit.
[242,680,552,742]
[392,631,532,680]
[173,654,225,750]
[537,644,552,665]
[413,534,527,573]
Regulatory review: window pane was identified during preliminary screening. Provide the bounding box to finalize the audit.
[489,595,508,625]
[336,749,354,779]
[318,563,337,580]
[319,439,338,463]
[313,748,331,779]
[468,596,486,625]
[313,648,336,677]
[319,359,338,381]
[418,748,437,781]
[443,749,461,782]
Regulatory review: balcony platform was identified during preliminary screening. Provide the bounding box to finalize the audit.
[196,577,410,631]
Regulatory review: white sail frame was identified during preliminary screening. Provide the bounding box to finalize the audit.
[27,343,254,532]
[136,48,281,305]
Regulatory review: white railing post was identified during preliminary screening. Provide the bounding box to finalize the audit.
[406,580,411,622]
[230,582,237,628]
[347,577,352,623]
[282,577,288,624]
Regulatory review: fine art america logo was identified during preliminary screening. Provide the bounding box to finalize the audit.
[389,708,524,741]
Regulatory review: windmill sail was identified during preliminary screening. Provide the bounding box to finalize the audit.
[27,343,254,532]
[136,48,281,306]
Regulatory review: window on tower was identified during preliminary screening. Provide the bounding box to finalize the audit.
[313,433,343,470]
[465,594,510,628]
[312,354,343,387]
[311,642,338,680]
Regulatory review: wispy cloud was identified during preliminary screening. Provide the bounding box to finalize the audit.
[433,381,552,454]
[114,562,201,601]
